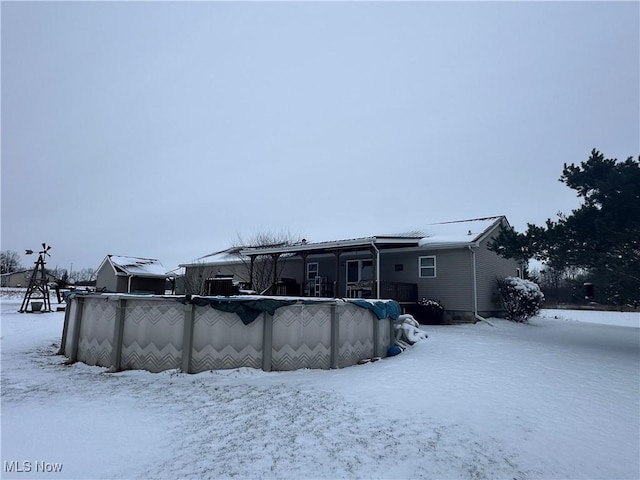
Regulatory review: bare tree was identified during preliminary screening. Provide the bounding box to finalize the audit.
[183,261,223,296]
[233,230,303,295]
[75,268,97,282]
[1,250,23,274]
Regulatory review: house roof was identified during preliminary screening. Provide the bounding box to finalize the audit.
[1,269,56,278]
[415,216,506,249]
[183,216,508,262]
[179,247,246,268]
[1,269,30,277]
[105,255,167,278]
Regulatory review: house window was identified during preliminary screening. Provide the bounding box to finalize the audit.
[418,256,436,278]
[307,263,319,281]
[346,259,373,297]
[346,259,373,283]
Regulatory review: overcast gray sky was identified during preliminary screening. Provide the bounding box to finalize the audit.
[2,1,638,273]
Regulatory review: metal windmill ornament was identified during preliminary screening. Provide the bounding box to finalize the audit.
[19,243,53,313]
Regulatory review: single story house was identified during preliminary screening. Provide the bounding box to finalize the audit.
[96,255,168,295]
[1,269,57,288]
[180,216,523,323]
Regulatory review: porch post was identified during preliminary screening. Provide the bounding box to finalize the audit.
[371,246,378,299]
[271,253,280,295]
[249,255,256,290]
[334,250,342,298]
[300,252,308,296]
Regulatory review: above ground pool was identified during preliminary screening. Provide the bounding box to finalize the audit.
[59,294,400,373]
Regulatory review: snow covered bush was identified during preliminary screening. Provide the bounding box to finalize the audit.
[417,298,444,323]
[419,298,444,312]
[497,277,544,322]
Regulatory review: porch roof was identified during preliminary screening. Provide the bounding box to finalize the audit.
[239,236,421,257]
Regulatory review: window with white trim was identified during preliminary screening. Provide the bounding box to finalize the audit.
[418,256,436,278]
[346,259,372,283]
[307,262,319,281]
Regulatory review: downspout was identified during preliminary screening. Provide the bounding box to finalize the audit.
[371,238,380,298]
[469,245,494,327]
[127,275,132,294]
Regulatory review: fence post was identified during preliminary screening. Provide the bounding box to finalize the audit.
[181,302,195,373]
[57,302,72,355]
[109,298,126,372]
[373,312,380,358]
[262,311,273,372]
[330,304,340,369]
[66,296,85,364]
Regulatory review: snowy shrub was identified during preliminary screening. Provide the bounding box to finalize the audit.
[497,277,544,322]
[419,297,444,312]
[416,298,444,324]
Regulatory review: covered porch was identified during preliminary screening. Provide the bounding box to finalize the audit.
[240,237,420,304]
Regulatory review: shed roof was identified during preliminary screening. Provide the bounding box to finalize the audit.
[106,255,167,278]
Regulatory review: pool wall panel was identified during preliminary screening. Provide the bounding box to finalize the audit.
[191,306,264,372]
[120,301,184,373]
[271,303,332,371]
[77,297,116,368]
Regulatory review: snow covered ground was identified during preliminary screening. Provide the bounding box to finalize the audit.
[1,298,638,479]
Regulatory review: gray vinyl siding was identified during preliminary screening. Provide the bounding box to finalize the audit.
[96,263,118,292]
[1,271,31,287]
[379,249,473,312]
[379,252,415,283]
[116,275,128,293]
[418,249,474,312]
[474,234,521,316]
[184,262,250,295]
[300,256,338,295]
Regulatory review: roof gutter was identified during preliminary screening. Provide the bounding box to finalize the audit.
[419,241,478,250]
[239,236,418,257]
[240,238,374,256]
